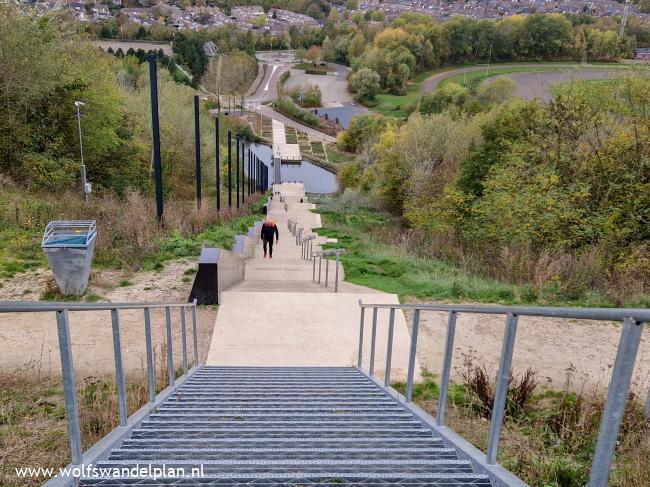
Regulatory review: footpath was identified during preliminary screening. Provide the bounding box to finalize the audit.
[206,183,419,379]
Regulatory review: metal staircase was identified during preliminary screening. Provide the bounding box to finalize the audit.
[79,366,491,486]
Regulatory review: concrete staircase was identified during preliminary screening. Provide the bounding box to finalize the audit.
[79,366,491,486]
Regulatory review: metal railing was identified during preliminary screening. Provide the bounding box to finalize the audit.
[288,218,345,292]
[312,249,345,292]
[357,300,650,487]
[0,299,199,481]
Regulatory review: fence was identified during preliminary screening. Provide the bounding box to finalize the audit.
[357,300,650,487]
[0,300,199,486]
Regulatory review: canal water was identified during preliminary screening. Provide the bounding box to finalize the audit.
[248,143,338,194]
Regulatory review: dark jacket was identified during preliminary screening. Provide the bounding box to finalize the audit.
[261,223,279,241]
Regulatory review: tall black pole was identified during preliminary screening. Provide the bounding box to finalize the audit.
[255,156,259,193]
[147,53,163,221]
[193,95,202,209]
[247,149,251,196]
[227,130,232,208]
[241,141,245,204]
[215,116,220,211]
[236,136,240,209]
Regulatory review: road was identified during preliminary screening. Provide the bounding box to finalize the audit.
[245,51,338,142]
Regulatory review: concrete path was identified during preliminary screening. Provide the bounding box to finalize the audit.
[206,183,419,380]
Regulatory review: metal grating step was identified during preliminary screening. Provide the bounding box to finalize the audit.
[88,366,491,486]
[93,459,476,475]
[79,474,492,486]
[118,437,447,449]
[108,447,459,461]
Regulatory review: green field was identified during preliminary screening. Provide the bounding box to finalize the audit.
[435,64,615,91]
[370,63,627,118]
[370,68,453,118]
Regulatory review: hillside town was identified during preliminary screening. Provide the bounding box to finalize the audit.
[14,0,648,32]
[361,0,645,21]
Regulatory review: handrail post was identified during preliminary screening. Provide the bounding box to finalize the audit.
[318,254,322,283]
[588,317,644,486]
[144,307,155,404]
[325,256,329,287]
[486,312,518,464]
[405,309,420,403]
[165,306,174,387]
[56,309,83,465]
[384,308,395,386]
[369,307,378,376]
[357,304,365,368]
[312,254,316,281]
[111,308,128,426]
[180,306,188,375]
[334,251,340,293]
[437,310,457,426]
[191,301,199,366]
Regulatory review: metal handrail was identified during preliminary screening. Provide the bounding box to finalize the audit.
[311,248,345,292]
[357,299,649,487]
[0,299,200,477]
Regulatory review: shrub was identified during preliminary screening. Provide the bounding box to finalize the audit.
[273,96,324,128]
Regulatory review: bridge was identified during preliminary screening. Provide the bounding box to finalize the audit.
[2,184,649,487]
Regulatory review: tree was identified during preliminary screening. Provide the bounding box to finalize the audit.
[349,68,381,102]
[294,47,307,63]
[420,83,471,115]
[306,45,323,66]
[476,77,518,106]
[337,113,394,153]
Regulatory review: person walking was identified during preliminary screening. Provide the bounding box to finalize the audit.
[261,219,279,258]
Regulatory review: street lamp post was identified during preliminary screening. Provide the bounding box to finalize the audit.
[74,101,89,203]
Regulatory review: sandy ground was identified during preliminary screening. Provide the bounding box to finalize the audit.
[403,301,650,395]
[0,260,216,380]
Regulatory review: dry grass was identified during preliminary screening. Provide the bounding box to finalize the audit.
[394,364,650,487]
[381,226,649,306]
[0,344,180,487]
[0,186,266,275]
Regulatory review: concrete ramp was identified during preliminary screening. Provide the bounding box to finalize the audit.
[207,291,417,380]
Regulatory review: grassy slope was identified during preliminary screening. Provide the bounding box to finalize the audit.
[314,199,521,304]
[313,195,641,307]
[0,187,269,289]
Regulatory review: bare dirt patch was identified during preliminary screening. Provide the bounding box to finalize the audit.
[403,300,650,395]
[0,260,216,379]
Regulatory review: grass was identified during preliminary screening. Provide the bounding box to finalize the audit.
[0,184,269,299]
[371,68,452,118]
[370,62,628,118]
[1,343,180,487]
[312,194,638,307]
[293,62,333,73]
[390,367,649,486]
[437,63,629,91]
[314,199,519,304]
[141,194,269,272]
